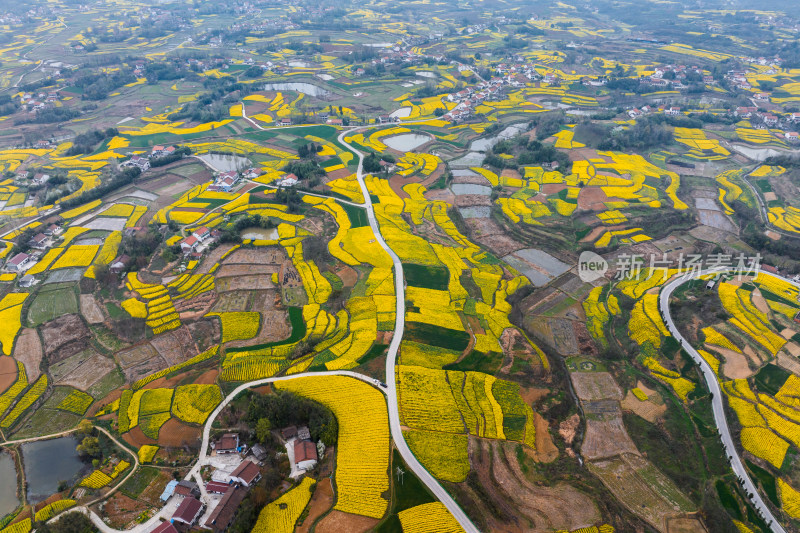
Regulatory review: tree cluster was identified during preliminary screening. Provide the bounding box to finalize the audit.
[65,128,119,156]
[245,390,338,446]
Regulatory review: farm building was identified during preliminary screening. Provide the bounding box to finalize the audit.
[230,460,261,487]
[294,440,318,471]
[204,486,246,533]
[6,253,30,272]
[172,497,205,525]
[205,481,230,494]
[214,433,239,454]
[149,521,178,533]
[174,480,200,498]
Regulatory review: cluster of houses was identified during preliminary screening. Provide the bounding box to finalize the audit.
[153,433,264,533]
[18,91,60,113]
[206,167,262,193]
[280,425,320,475]
[179,226,218,257]
[4,223,63,285]
[443,76,513,123]
[122,145,182,173]
[733,107,800,141]
[149,428,319,533]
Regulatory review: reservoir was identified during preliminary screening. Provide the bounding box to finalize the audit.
[384,133,431,152]
[21,437,86,503]
[0,452,19,518]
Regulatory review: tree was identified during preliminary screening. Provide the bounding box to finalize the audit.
[255,418,272,443]
[35,512,97,533]
[76,419,94,437]
[76,436,101,458]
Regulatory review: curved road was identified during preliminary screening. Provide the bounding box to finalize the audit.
[337,128,480,533]
[659,269,789,533]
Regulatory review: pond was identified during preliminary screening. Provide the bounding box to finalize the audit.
[261,82,329,97]
[383,133,431,152]
[197,154,251,173]
[22,437,86,503]
[0,452,19,518]
[449,151,485,168]
[241,227,278,240]
[469,124,526,152]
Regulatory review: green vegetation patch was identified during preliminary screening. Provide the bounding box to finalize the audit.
[340,201,368,227]
[404,263,449,291]
[27,286,79,326]
[753,364,791,396]
[715,479,743,521]
[491,379,529,441]
[376,449,436,533]
[405,322,471,352]
[443,350,503,375]
[121,466,160,499]
[745,459,779,506]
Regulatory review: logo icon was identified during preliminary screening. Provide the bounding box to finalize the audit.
[578,251,608,282]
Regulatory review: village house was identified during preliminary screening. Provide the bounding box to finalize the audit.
[150,145,176,158]
[230,460,261,487]
[754,92,770,101]
[180,235,199,254]
[277,173,298,187]
[174,480,200,498]
[327,117,343,126]
[44,224,62,236]
[192,227,212,242]
[32,173,50,186]
[213,433,240,454]
[6,253,30,272]
[19,275,35,288]
[29,233,50,250]
[763,114,779,126]
[664,106,681,116]
[213,171,239,192]
[172,497,205,526]
[294,440,318,471]
[123,156,150,172]
[242,167,261,179]
[785,132,800,142]
[149,521,179,533]
[735,106,758,118]
[250,443,268,463]
[109,254,130,275]
[279,117,293,126]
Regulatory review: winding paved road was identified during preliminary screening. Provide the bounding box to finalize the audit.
[337,128,480,533]
[659,269,789,533]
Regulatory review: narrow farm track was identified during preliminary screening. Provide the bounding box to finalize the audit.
[659,269,791,533]
[338,127,480,533]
